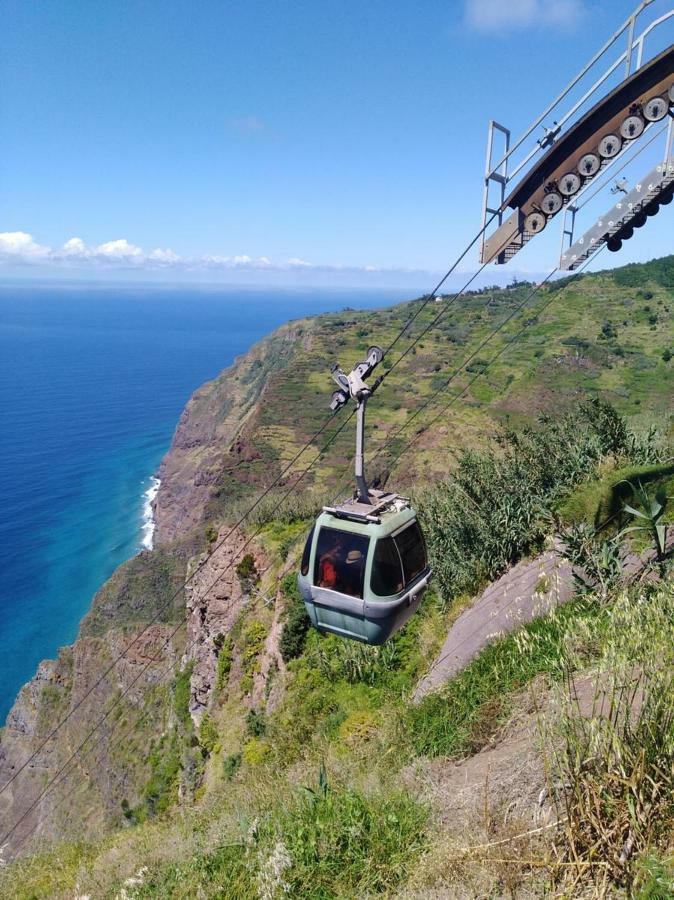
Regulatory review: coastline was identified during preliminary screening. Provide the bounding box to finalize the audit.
[141,475,161,551]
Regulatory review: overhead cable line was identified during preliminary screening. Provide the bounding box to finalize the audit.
[0,410,345,799]
[0,212,502,800]
[7,245,604,855]
[0,410,354,852]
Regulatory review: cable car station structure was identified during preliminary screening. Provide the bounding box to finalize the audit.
[480,0,674,270]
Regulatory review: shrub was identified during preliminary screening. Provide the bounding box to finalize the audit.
[173,663,194,731]
[235,553,259,590]
[558,523,624,600]
[255,772,427,896]
[198,713,219,755]
[279,574,310,663]
[139,732,183,819]
[418,401,645,605]
[241,620,267,675]
[246,707,267,737]
[310,638,400,687]
[214,635,233,694]
[222,752,242,781]
[242,737,270,766]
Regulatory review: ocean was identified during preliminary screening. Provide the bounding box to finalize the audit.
[0,283,406,723]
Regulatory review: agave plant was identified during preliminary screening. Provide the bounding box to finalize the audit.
[620,479,671,573]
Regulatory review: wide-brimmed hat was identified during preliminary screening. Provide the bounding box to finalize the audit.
[346,550,363,564]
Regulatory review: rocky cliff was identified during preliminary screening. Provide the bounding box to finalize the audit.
[0,321,305,857]
[2,259,673,864]
[0,547,188,856]
[154,320,306,545]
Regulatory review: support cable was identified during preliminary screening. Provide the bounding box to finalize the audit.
[0,210,502,801]
[6,246,605,856]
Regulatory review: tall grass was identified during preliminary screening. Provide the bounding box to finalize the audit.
[550,584,674,895]
[253,772,426,897]
[418,401,654,604]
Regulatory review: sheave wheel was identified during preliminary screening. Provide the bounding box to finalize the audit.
[524,211,546,234]
[578,153,601,177]
[540,191,563,216]
[598,134,622,159]
[619,114,644,141]
[559,172,581,197]
[643,96,668,122]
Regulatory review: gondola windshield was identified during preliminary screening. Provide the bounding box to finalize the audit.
[314,528,369,598]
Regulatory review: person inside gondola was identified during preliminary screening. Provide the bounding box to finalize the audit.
[341,548,365,597]
[316,529,369,597]
[318,534,345,590]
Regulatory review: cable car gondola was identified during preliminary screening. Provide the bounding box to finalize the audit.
[297,346,432,644]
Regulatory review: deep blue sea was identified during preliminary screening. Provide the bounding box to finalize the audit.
[0,284,406,723]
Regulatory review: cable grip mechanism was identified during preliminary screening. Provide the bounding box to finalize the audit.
[329,345,384,503]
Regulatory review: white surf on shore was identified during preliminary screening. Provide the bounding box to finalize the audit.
[141,476,161,550]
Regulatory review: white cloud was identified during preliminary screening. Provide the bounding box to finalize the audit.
[0,231,50,260]
[465,0,584,31]
[96,238,143,259]
[0,230,432,281]
[148,248,181,264]
[61,236,88,255]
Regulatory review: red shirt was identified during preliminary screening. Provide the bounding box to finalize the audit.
[320,558,338,588]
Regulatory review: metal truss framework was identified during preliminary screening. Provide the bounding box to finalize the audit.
[479,1,674,266]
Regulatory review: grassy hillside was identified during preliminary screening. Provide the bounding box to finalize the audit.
[203,258,674,530]
[2,256,674,897]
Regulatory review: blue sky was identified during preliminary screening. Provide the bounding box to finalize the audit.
[3,0,674,288]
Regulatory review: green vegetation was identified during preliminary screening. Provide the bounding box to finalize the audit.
[201,256,674,525]
[610,253,674,290]
[214,634,233,694]
[251,774,426,897]
[235,552,259,590]
[237,618,268,694]
[552,585,674,894]
[278,573,310,663]
[3,255,674,897]
[418,400,655,604]
[406,596,599,758]
[199,713,219,755]
[81,546,188,636]
[129,663,200,822]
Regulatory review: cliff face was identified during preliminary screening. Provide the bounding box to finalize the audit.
[0,320,306,858]
[2,261,673,862]
[0,548,188,856]
[154,320,306,545]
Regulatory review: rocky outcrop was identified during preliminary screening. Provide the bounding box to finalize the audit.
[182,528,252,722]
[0,622,182,857]
[0,546,188,858]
